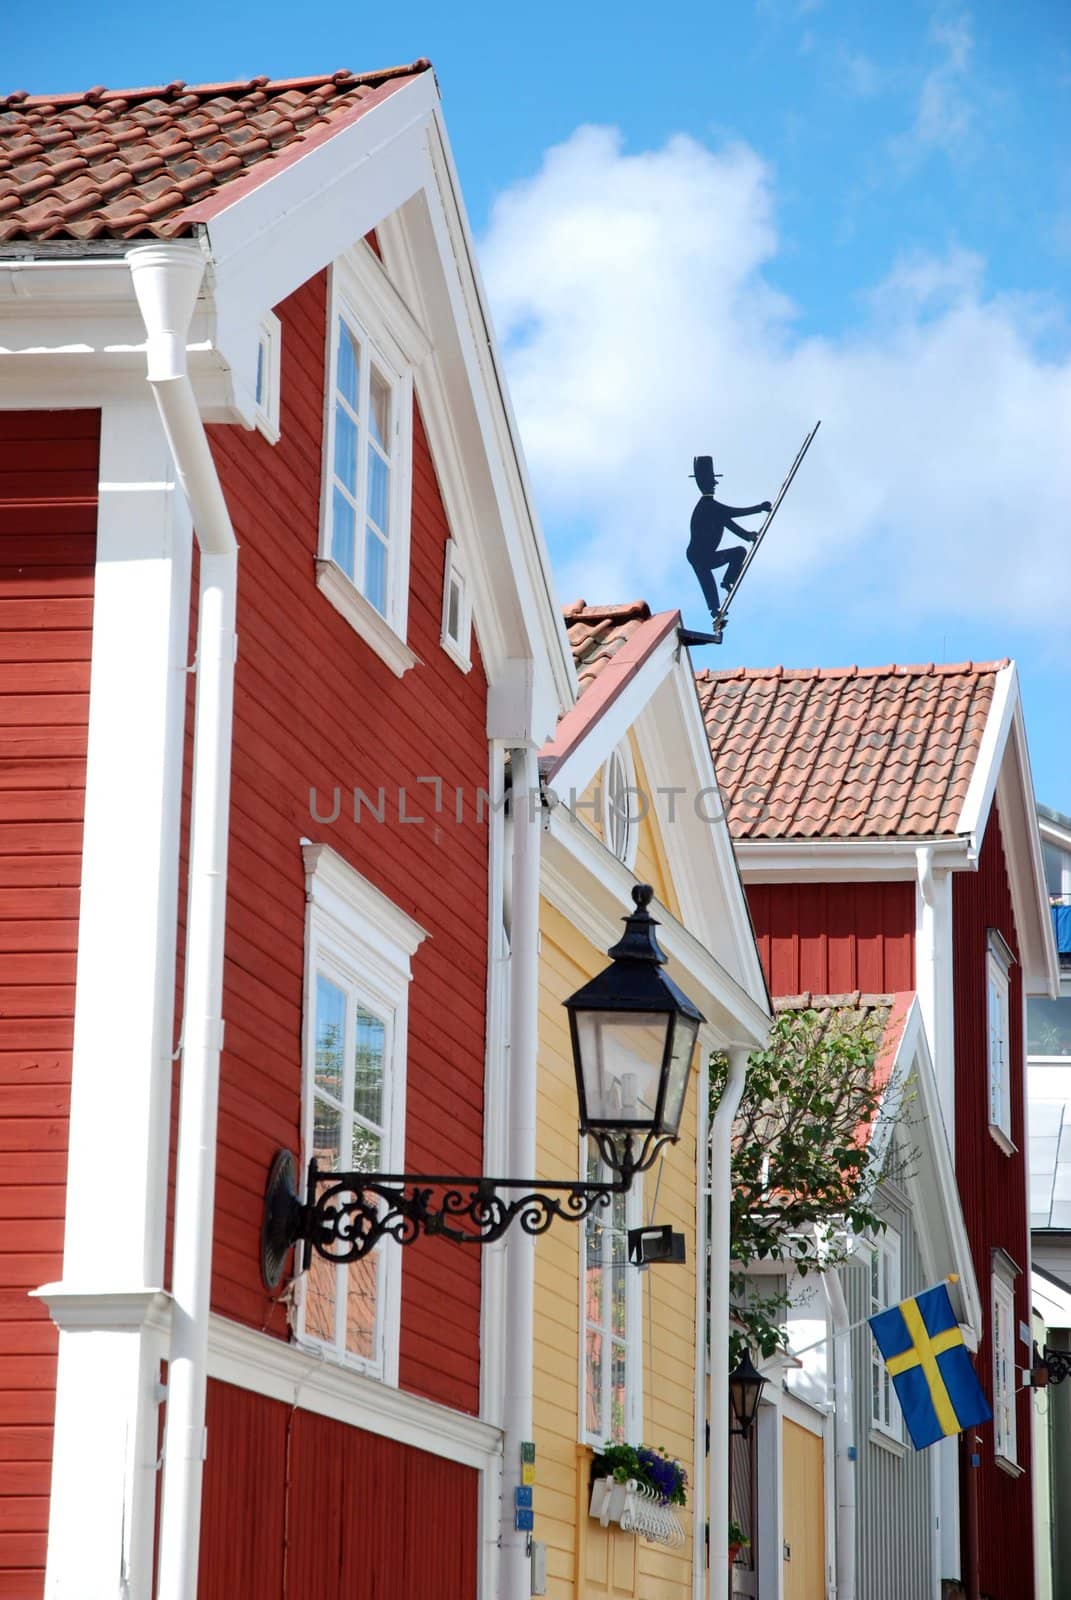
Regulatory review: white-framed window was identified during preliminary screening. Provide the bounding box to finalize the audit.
[253,311,281,443]
[317,251,416,679]
[869,1226,902,1442]
[603,742,639,868]
[991,1265,1017,1466]
[581,1140,643,1448]
[987,929,1015,1150]
[297,842,426,1382]
[440,538,472,672]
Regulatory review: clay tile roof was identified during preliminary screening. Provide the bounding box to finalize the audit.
[541,600,679,776]
[0,62,432,242]
[695,660,1009,842]
[563,598,654,697]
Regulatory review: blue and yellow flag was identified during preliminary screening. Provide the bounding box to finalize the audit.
[869,1282,991,1451]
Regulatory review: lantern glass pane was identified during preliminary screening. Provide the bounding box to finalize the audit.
[661,1015,699,1136]
[575,1010,671,1129]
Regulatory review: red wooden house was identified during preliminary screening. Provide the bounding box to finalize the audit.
[698,660,1059,1599]
[0,65,574,1599]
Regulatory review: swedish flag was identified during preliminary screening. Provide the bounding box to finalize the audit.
[869,1282,992,1451]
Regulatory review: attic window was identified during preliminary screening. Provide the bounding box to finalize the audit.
[603,743,638,868]
[253,311,281,444]
[440,540,472,672]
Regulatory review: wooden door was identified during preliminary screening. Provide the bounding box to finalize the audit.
[782,1419,825,1600]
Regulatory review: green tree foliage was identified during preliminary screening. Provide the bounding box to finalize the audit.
[710,1005,893,1365]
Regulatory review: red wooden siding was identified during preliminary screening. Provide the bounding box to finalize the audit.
[746,881,915,996]
[197,1379,479,1599]
[0,410,98,1595]
[203,270,488,1413]
[951,799,1033,1599]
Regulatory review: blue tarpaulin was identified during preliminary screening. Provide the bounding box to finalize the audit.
[1053,905,1071,955]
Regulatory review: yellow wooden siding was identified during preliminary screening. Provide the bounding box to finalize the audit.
[782,1420,826,1600]
[629,738,680,920]
[534,898,698,1598]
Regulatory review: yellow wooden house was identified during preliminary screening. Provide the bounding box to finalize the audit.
[531,601,771,1599]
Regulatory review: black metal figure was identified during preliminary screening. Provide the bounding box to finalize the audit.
[687,455,771,618]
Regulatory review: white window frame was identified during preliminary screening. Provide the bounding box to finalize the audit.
[869,1226,903,1443]
[991,1263,1018,1468]
[987,929,1015,1153]
[579,1138,644,1450]
[603,741,639,869]
[253,311,281,444]
[295,842,426,1384]
[440,538,473,672]
[317,250,418,679]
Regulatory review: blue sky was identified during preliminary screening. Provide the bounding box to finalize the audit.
[6,1,1070,807]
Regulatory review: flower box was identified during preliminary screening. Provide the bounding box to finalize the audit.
[588,1475,686,1548]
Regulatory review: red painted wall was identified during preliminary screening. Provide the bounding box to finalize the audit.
[952,800,1033,1599]
[196,1379,479,1599]
[0,410,98,1595]
[202,269,488,1413]
[746,881,915,996]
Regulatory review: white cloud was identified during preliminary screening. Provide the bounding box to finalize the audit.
[481,125,1071,629]
[891,13,977,167]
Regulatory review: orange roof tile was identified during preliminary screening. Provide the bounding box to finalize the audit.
[541,600,679,776]
[696,660,1007,841]
[0,64,431,242]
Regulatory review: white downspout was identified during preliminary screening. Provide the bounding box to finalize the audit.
[708,1043,749,1599]
[500,745,541,1600]
[825,1268,856,1600]
[692,1046,711,1600]
[129,243,238,1600]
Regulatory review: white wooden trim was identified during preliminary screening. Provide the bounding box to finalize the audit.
[956,663,1017,852]
[546,628,679,801]
[315,559,419,677]
[252,310,282,443]
[206,1314,502,1468]
[440,537,473,672]
[736,835,971,882]
[301,840,427,964]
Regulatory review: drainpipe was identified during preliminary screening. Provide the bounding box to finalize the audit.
[692,1047,711,1600]
[708,1044,749,1599]
[825,1268,856,1600]
[129,243,238,1600]
[500,745,541,1600]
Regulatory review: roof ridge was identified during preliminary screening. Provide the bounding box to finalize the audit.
[0,62,432,111]
[695,658,1011,684]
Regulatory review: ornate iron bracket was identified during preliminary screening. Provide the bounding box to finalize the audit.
[261,1130,672,1289]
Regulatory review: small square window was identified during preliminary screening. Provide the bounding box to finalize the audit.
[253,312,281,443]
[440,540,472,671]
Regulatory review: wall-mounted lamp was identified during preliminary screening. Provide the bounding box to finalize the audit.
[261,885,704,1288]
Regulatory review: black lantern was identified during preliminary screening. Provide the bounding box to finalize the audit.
[261,883,705,1287]
[729,1349,767,1438]
[566,885,703,1148]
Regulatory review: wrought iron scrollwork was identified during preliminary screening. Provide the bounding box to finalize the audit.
[261,1130,672,1289]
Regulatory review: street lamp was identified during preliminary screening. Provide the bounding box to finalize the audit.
[728,1349,767,1439]
[261,884,705,1288]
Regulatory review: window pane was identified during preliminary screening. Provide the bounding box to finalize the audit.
[447,575,462,642]
[364,526,387,615]
[315,976,346,1100]
[611,1241,627,1336]
[337,321,360,411]
[352,1124,381,1172]
[369,367,391,451]
[334,404,358,495]
[586,1229,604,1324]
[313,1095,341,1170]
[586,1331,604,1436]
[331,487,355,576]
[353,1007,385,1125]
[610,1340,627,1443]
[345,1254,378,1361]
[367,446,390,534]
[255,338,266,406]
[305,1255,336,1343]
